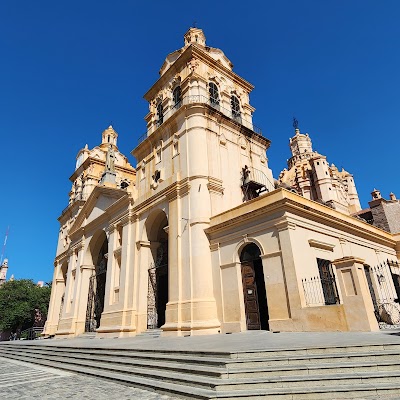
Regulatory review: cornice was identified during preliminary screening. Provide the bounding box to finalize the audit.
[207,177,224,195]
[133,177,192,214]
[205,188,396,248]
[308,239,335,252]
[69,155,135,182]
[144,44,254,102]
[69,187,130,239]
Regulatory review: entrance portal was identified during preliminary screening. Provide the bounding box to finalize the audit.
[85,236,108,332]
[146,211,169,329]
[240,243,269,330]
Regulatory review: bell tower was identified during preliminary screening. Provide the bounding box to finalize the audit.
[131,28,273,336]
[0,259,8,285]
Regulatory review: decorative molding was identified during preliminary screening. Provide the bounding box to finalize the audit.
[79,264,95,271]
[136,240,151,250]
[308,239,335,252]
[333,256,366,268]
[119,214,131,227]
[219,133,227,146]
[113,247,122,257]
[190,218,210,227]
[260,250,282,260]
[187,58,199,74]
[207,177,224,195]
[275,220,296,232]
[220,262,238,270]
[209,243,220,252]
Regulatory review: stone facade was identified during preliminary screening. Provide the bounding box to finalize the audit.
[278,127,361,215]
[356,189,400,234]
[44,28,400,339]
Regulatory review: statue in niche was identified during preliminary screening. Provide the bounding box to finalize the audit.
[106,145,115,172]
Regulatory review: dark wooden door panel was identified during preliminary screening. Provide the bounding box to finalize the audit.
[241,262,261,330]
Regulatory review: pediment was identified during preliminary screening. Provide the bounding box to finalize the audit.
[69,185,128,235]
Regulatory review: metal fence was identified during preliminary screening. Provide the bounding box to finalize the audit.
[19,327,44,340]
[367,260,400,325]
[302,275,340,306]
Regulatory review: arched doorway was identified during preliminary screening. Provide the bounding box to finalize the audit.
[240,243,269,330]
[85,233,108,332]
[57,262,68,329]
[145,210,169,329]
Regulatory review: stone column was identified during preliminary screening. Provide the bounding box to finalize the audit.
[74,263,95,333]
[275,221,303,316]
[333,256,379,331]
[164,191,181,331]
[44,264,64,336]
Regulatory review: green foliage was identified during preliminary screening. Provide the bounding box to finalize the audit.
[0,279,51,332]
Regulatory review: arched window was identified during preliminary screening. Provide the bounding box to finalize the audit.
[209,82,220,107]
[173,86,182,109]
[156,102,164,126]
[231,95,241,120]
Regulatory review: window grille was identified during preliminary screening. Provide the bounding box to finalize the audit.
[317,258,340,305]
[173,86,182,109]
[156,102,164,126]
[231,95,241,120]
[209,82,220,107]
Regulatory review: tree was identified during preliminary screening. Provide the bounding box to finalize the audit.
[0,279,51,333]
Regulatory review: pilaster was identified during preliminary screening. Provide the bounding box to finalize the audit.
[333,256,379,331]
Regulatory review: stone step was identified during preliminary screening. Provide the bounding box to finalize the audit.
[77,332,96,339]
[2,351,400,399]
[136,329,163,338]
[2,347,400,393]
[0,351,215,399]
[0,347,227,378]
[2,343,400,371]
[2,345,400,380]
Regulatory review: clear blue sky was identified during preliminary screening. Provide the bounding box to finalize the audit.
[1,0,399,283]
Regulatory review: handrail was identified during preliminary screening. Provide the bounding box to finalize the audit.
[138,95,263,145]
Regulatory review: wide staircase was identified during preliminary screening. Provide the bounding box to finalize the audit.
[0,341,400,399]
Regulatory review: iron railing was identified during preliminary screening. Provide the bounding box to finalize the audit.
[19,327,44,340]
[302,275,340,306]
[137,95,263,145]
[242,166,275,192]
[367,260,400,325]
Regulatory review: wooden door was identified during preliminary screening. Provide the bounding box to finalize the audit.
[241,262,261,330]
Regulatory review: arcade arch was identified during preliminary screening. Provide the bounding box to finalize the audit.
[85,231,108,332]
[144,209,169,329]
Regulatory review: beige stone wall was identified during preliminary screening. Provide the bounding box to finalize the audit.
[206,189,398,333]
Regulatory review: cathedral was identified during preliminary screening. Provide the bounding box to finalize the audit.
[44,28,400,338]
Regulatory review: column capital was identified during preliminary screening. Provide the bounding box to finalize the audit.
[80,264,95,272]
[333,256,365,269]
[275,220,296,232]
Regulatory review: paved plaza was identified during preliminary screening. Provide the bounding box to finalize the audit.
[0,357,176,400]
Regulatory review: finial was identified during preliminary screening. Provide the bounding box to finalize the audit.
[371,188,382,200]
